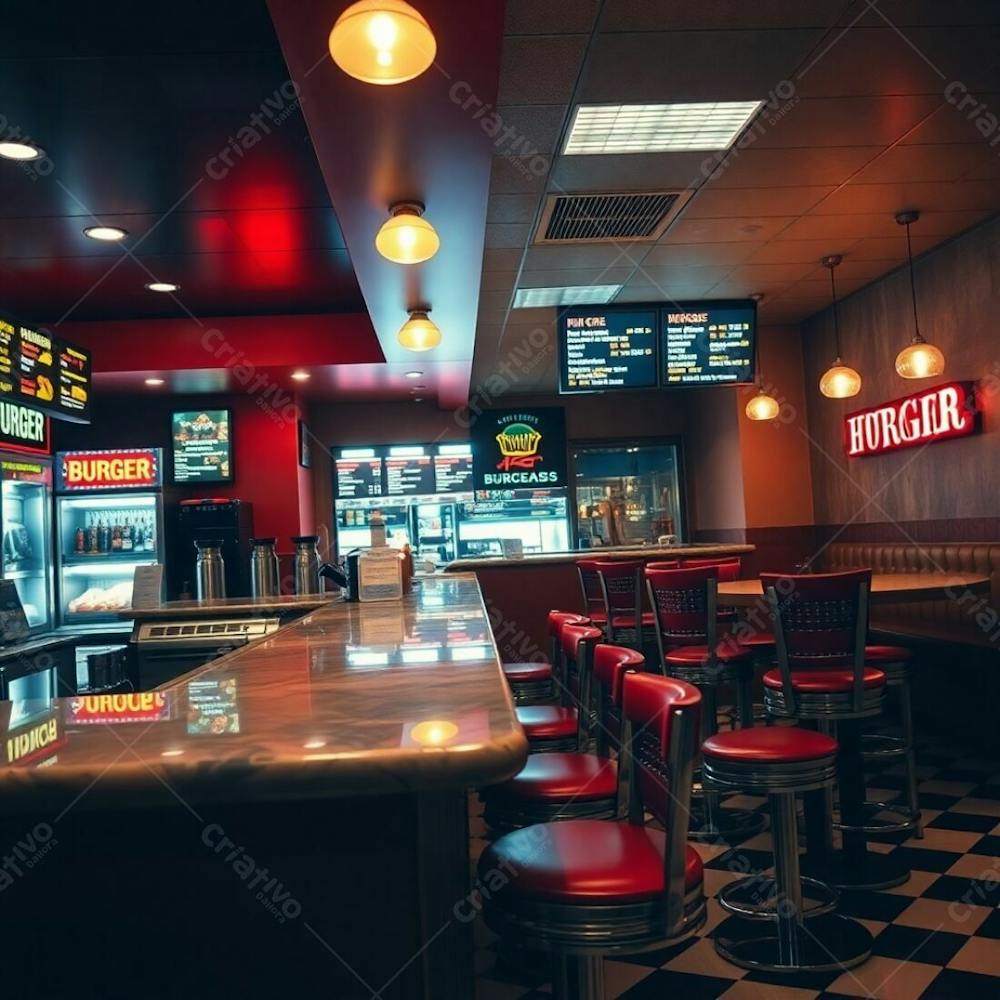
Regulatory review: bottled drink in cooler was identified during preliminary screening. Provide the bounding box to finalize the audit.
[122,519,133,552]
[75,525,85,553]
[88,515,98,553]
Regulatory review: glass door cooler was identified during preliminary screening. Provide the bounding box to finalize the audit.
[0,454,54,632]
[55,449,165,625]
[456,489,571,557]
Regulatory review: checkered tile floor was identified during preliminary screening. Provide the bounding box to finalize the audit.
[471,741,1000,999]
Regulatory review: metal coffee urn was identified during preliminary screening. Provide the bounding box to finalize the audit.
[292,535,322,595]
[195,539,226,600]
[250,537,280,598]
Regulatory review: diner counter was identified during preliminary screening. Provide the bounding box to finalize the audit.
[446,541,755,571]
[118,594,332,620]
[0,574,528,814]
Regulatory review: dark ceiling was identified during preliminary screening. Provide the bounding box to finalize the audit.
[0,1,364,323]
[474,0,1000,393]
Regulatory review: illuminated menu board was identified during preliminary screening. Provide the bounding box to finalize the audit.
[385,449,436,496]
[559,309,657,393]
[434,445,473,493]
[0,318,92,423]
[662,302,755,385]
[335,450,384,499]
[171,410,233,483]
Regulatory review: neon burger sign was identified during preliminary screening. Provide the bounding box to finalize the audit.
[844,381,977,457]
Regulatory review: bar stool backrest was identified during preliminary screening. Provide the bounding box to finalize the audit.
[561,623,604,745]
[547,611,590,694]
[644,566,719,673]
[683,556,742,573]
[645,560,681,570]
[592,642,643,754]
[621,672,701,931]
[761,569,872,714]
[576,559,607,620]
[595,560,645,640]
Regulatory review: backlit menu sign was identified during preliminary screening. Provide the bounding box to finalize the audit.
[335,448,384,499]
[433,444,473,493]
[560,309,657,393]
[0,401,50,456]
[0,318,92,423]
[662,302,755,385]
[470,408,568,491]
[57,448,162,491]
[171,410,233,483]
[385,447,436,496]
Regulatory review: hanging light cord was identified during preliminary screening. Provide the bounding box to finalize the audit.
[904,221,922,342]
[828,265,842,359]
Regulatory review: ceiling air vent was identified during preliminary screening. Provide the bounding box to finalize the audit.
[535,190,691,245]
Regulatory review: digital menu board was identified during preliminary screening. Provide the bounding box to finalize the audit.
[559,309,657,393]
[662,302,755,385]
[0,318,92,423]
[335,449,384,499]
[384,447,436,496]
[170,409,233,483]
[433,444,473,493]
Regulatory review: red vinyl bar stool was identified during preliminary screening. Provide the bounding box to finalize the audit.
[645,566,765,842]
[703,727,874,974]
[482,626,616,832]
[595,560,658,649]
[501,611,588,708]
[576,559,609,631]
[478,673,705,1000]
[762,570,908,891]
[857,644,922,838]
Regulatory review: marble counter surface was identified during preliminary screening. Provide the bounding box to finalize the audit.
[119,594,331,620]
[0,575,527,814]
[446,542,754,571]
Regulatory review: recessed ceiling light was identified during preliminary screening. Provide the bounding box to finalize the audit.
[564,101,763,155]
[144,377,165,387]
[161,749,184,757]
[513,285,621,308]
[403,370,423,379]
[0,141,44,161]
[84,225,128,242]
[145,281,179,293]
[291,370,311,381]
[410,385,426,391]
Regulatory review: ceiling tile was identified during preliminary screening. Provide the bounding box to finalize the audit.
[491,104,567,157]
[845,1,1000,26]
[615,283,719,303]
[517,266,635,287]
[487,194,539,224]
[600,1,844,31]
[504,0,600,35]
[799,258,906,284]
[549,150,710,193]
[489,155,549,194]
[757,297,826,323]
[524,243,645,269]
[664,216,796,243]
[721,262,818,288]
[845,234,940,260]
[484,222,533,249]
[480,270,518,291]
[626,264,735,289]
[774,208,993,240]
[684,185,834,218]
[707,146,882,187]
[900,93,1000,144]
[642,241,765,265]
[747,239,862,264]
[848,144,992,184]
[483,248,523,271]
[498,35,588,105]
[813,180,999,215]
[478,288,514,312]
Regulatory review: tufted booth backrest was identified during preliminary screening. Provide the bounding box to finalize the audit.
[819,542,1000,647]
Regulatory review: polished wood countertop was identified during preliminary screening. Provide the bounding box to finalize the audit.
[446,542,754,571]
[119,594,331,620]
[0,575,528,814]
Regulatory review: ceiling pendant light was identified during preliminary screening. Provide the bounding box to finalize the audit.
[894,210,945,379]
[397,308,441,351]
[745,296,779,420]
[329,0,437,86]
[0,141,45,161]
[819,254,862,399]
[375,202,439,263]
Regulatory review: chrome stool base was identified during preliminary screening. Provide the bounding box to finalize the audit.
[833,797,921,836]
[802,848,909,891]
[718,875,838,921]
[714,912,873,974]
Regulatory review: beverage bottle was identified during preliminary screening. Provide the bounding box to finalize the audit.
[98,518,108,553]
[112,521,122,551]
[75,524,85,553]
[145,517,155,552]
[133,519,144,550]
[122,519,133,552]
[88,515,98,553]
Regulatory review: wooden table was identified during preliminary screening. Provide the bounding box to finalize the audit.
[718,572,990,607]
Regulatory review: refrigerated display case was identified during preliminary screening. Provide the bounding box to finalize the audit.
[0,455,53,632]
[55,449,165,625]
[572,442,685,547]
[335,498,412,556]
[456,489,571,557]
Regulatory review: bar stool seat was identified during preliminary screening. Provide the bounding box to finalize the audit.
[480,820,704,903]
[665,643,753,667]
[503,662,553,681]
[703,726,838,763]
[491,753,618,801]
[516,705,579,741]
[762,666,886,693]
[737,631,776,650]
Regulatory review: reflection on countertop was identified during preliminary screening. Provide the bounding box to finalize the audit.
[445,542,755,570]
[118,594,332,620]
[0,574,527,813]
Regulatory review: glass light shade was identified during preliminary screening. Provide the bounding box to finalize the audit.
[745,391,780,421]
[375,211,439,263]
[895,339,945,379]
[329,0,436,85]
[397,310,441,351]
[819,361,862,399]
[0,141,44,161]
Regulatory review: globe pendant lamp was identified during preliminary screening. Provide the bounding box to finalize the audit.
[375,202,439,263]
[819,254,862,399]
[894,210,945,379]
[329,0,436,85]
[745,297,780,420]
[397,308,441,351]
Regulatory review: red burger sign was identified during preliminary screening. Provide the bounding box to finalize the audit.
[844,382,977,458]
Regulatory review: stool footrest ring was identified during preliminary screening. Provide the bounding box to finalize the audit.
[718,875,839,921]
[833,799,921,836]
